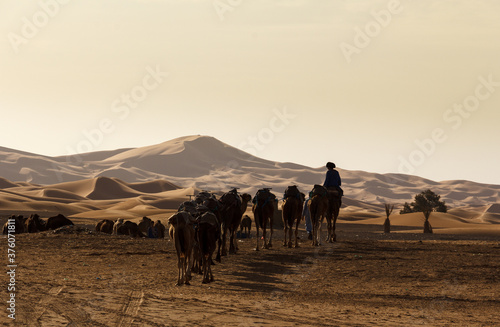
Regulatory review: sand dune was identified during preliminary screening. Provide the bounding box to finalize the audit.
[0,177,19,189]
[0,135,499,235]
[367,212,474,227]
[485,203,500,214]
[0,176,194,222]
[38,188,87,201]
[1,135,498,208]
[86,177,144,200]
[127,180,180,193]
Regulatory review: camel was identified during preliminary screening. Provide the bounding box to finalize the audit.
[309,185,329,246]
[169,211,196,286]
[2,215,26,235]
[252,188,276,250]
[117,221,145,238]
[25,214,46,233]
[238,193,252,240]
[154,220,166,238]
[282,186,304,248]
[203,196,223,262]
[239,215,252,238]
[196,212,219,284]
[138,216,153,235]
[219,189,252,256]
[95,219,114,234]
[46,214,73,230]
[113,218,124,235]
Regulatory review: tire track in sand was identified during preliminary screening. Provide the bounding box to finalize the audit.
[32,285,65,326]
[117,290,144,327]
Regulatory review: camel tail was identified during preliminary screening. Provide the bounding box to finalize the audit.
[200,225,209,255]
[309,197,318,224]
[283,200,295,227]
[256,205,264,229]
[178,228,186,256]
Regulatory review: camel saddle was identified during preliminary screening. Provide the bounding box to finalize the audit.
[253,188,276,204]
[284,185,301,200]
[178,201,198,216]
[179,211,197,225]
[327,186,344,197]
[220,190,242,208]
[311,184,328,197]
[198,212,218,227]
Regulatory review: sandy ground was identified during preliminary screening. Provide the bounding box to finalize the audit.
[1,222,499,327]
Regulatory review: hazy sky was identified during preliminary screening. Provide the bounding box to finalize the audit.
[1,0,499,184]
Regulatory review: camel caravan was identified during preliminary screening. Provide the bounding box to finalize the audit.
[168,181,342,286]
[2,183,343,286]
[2,213,74,234]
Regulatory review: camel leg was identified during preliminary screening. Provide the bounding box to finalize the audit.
[311,220,315,246]
[294,216,300,248]
[229,230,235,254]
[232,230,238,254]
[333,201,340,242]
[313,221,318,246]
[182,256,188,285]
[209,254,214,282]
[215,235,222,263]
[268,219,273,249]
[262,218,269,249]
[221,225,228,256]
[209,266,214,282]
[202,257,207,284]
[288,224,293,248]
[326,217,332,243]
[318,217,323,246]
[283,224,288,247]
[185,253,191,285]
[332,215,337,243]
[255,225,260,251]
[202,255,209,284]
[176,257,183,286]
[263,226,268,249]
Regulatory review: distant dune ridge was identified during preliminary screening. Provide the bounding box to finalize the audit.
[1,135,499,231]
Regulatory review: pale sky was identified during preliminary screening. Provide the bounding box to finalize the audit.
[1,0,500,184]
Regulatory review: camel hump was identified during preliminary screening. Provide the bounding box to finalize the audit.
[284,185,301,199]
[178,201,198,216]
[179,211,196,225]
[221,190,241,207]
[198,212,218,227]
[311,185,328,197]
[169,212,192,226]
[254,188,275,203]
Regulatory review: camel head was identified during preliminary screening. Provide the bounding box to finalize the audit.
[168,214,179,226]
[241,193,252,204]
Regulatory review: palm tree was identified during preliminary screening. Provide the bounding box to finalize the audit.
[384,203,394,233]
[423,207,433,234]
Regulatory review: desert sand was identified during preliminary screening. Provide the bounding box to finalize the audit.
[1,225,499,326]
[1,135,500,326]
